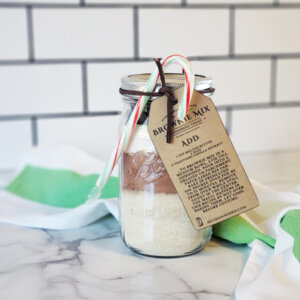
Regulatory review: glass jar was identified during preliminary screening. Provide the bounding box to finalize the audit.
[119,73,214,257]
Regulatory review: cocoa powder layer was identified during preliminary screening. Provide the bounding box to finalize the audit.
[122,151,177,194]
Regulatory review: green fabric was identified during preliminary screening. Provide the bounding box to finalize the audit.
[213,215,276,248]
[5,165,119,208]
[280,209,300,262]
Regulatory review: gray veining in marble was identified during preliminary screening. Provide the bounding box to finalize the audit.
[0,215,250,300]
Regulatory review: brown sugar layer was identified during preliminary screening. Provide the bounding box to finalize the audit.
[122,151,177,194]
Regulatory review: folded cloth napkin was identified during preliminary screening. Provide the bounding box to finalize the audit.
[0,145,299,299]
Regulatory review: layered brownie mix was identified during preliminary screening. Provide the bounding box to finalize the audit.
[122,151,177,194]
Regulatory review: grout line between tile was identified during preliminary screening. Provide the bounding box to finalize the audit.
[81,61,89,113]
[217,101,300,111]
[0,111,121,121]
[270,56,277,105]
[31,116,38,146]
[2,53,300,66]
[26,5,35,62]
[181,0,187,6]
[225,107,232,136]
[133,6,139,59]
[229,6,235,57]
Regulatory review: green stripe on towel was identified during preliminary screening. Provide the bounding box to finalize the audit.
[5,165,119,208]
[213,215,276,248]
[280,209,300,262]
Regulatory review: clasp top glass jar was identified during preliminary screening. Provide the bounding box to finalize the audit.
[119,73,214,257]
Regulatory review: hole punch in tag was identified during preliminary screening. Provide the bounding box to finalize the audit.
[148,87,259,230]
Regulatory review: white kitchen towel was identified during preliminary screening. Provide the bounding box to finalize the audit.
[235,187,300,300]
[0,145,299,300]
[0,145,119,229]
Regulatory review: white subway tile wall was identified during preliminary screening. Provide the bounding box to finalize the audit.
[139,9,229,57]
[231,107,300,153]
[0,121,32,169]
[0,1,300,170]
[0,8,28,60]
[192,60,271,106]
[277,59,300,102]
[38,115,120,161]
[0,65,82,115]
[236,9,300,54]
[34,9,133,59]
[88,62,153,111]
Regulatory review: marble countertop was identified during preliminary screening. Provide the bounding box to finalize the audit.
[0,149,299,300]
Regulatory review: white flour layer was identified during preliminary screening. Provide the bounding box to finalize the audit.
[120,189,212,257]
